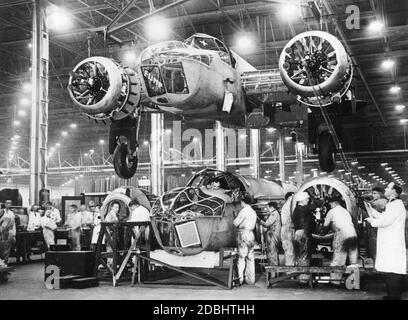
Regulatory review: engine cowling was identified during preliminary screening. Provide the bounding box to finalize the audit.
[279,31,353,107]
[67,56,141,120]
[291,177,358,242]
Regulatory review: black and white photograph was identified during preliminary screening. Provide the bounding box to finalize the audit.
[0,0,407,308]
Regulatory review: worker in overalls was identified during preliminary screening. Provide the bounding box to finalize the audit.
[232,189,257,285]
[292,191,315,283]
[280,192,295,265]
[321,195,358,285]
[259,201,281,267]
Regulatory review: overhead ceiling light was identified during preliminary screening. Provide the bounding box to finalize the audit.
[279,3,300,22]
[99,139,105,145]
[385,167,392,171]
[400,119,408,124]
[19,97,30,106]
[55,143,60,147]
[47,5,73,31]
[351,161,358,165]
[165,129,172,134]
[390,86,401,94]
[50,147,56,152]
[267,128,276,133]
[234,32,257,55]
[144,16,170,41]
[284,136,292,141]
[338,169,345,173]
[22,83,31,92]
[396,104,406,111]
[124,51,138,63]
[380,163,388,166]
[84,153,88,157]
[368,20,384,34]
[13,120,21,126]
[143,141,149,146]
[70,123,77,129]
[381,59,395,70]
[61,131,68,137]
[368,173,375,176]
[18,110,26,116]
[240,134,247,139]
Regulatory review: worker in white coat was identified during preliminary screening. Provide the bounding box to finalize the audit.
[232,190,257,285]
[128,199,151,243]
[365,182,407,300]
[39,209,57,249]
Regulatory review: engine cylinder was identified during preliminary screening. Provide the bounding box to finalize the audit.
[279,31,353,107]
[67,56,141,120]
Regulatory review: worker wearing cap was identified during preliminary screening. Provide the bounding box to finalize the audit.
[232,189,257,285]
[321,195,358,285]
[292,191,315,283]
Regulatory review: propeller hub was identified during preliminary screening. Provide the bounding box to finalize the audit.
[87,76,103,93]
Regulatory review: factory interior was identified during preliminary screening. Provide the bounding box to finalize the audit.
[0,0,408,303]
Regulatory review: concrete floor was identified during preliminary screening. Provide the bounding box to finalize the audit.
[1,262,406,300]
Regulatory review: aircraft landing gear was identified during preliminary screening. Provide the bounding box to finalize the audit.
[109,116,139,179]
[113,141,138,179]
[318,130,336,173]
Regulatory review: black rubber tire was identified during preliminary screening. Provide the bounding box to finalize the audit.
[318,131,336,173]
[113,143,138,179]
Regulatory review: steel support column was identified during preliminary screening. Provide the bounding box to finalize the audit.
[30,0,49,205]
[215,121,225,171]
[295,142,304,186]
[150,113,164,195]
[250,129,260,178]
[278,133,285,182]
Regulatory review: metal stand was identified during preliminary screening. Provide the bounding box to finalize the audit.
[132,247,237,290]
[94,221,151,286]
